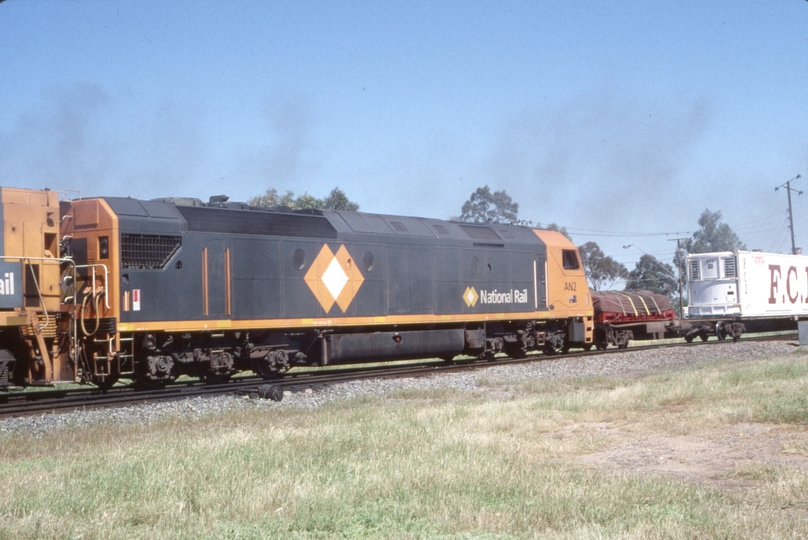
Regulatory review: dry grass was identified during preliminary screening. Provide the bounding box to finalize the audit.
[1,350,807,539]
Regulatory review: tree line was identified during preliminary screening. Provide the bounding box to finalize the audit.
[248,187,359,212]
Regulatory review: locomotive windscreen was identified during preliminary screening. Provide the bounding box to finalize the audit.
[176,206,338,239]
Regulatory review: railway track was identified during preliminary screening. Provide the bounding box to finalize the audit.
[0,332,799,419]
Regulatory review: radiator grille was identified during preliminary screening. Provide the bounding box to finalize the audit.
[121,234,182,269]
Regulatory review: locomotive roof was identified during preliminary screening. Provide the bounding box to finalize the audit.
[98,195,543,246]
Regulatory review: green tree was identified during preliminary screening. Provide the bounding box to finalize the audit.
[249,186,359,212]
[673,209,746,280]
[292,193,325,209]
[686,209,746,253]
[578,241,628,291]
[459,185,519,224]
[249,187,296,207]
[625,254,677,296]
[322,187,360,211]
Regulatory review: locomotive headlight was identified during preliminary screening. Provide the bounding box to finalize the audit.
[99,236,109,259]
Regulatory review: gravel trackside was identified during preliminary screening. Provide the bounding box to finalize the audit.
[0,341,798,437]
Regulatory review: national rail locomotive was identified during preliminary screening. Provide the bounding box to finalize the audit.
[0,187,594,388]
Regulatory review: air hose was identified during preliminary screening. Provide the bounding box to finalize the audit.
[80,289,105,337]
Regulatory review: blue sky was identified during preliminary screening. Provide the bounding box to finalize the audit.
[2,1,807,272]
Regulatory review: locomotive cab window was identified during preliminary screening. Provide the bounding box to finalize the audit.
[561,249,580,270]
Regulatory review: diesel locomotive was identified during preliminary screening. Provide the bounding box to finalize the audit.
[0,187,594,388]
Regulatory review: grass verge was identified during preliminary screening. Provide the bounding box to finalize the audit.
[1,350,808,539]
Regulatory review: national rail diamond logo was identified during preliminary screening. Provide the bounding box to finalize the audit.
[304,244,365,313]
[463,286,479,307]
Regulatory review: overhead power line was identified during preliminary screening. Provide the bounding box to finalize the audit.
[563,227,691,238]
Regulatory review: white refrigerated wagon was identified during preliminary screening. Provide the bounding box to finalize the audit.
[685,250,808,340]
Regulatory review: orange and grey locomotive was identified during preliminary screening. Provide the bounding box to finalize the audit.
[1,187,595,388]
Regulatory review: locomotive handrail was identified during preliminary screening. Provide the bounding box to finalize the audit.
[58,188,82,201]
[0,255,77,329]
[75,263,110,311]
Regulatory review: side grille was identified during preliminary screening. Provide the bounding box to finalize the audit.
[121,234,182,269]
[689,259,700,280]
[723,257,737,278]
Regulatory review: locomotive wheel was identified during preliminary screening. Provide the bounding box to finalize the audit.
[543,330,566,356]
[582,344,593,351]
[699,332,709,342]
[252,362,280,379]
[684,335,694,343]
[203,352,234,384]
[593,328,608,351]
[252,356,281,379]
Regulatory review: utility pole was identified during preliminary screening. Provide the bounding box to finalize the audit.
[775,174,802,255]
[668,238,689,319]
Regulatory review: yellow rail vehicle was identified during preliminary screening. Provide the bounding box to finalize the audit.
[0,188,66,385]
